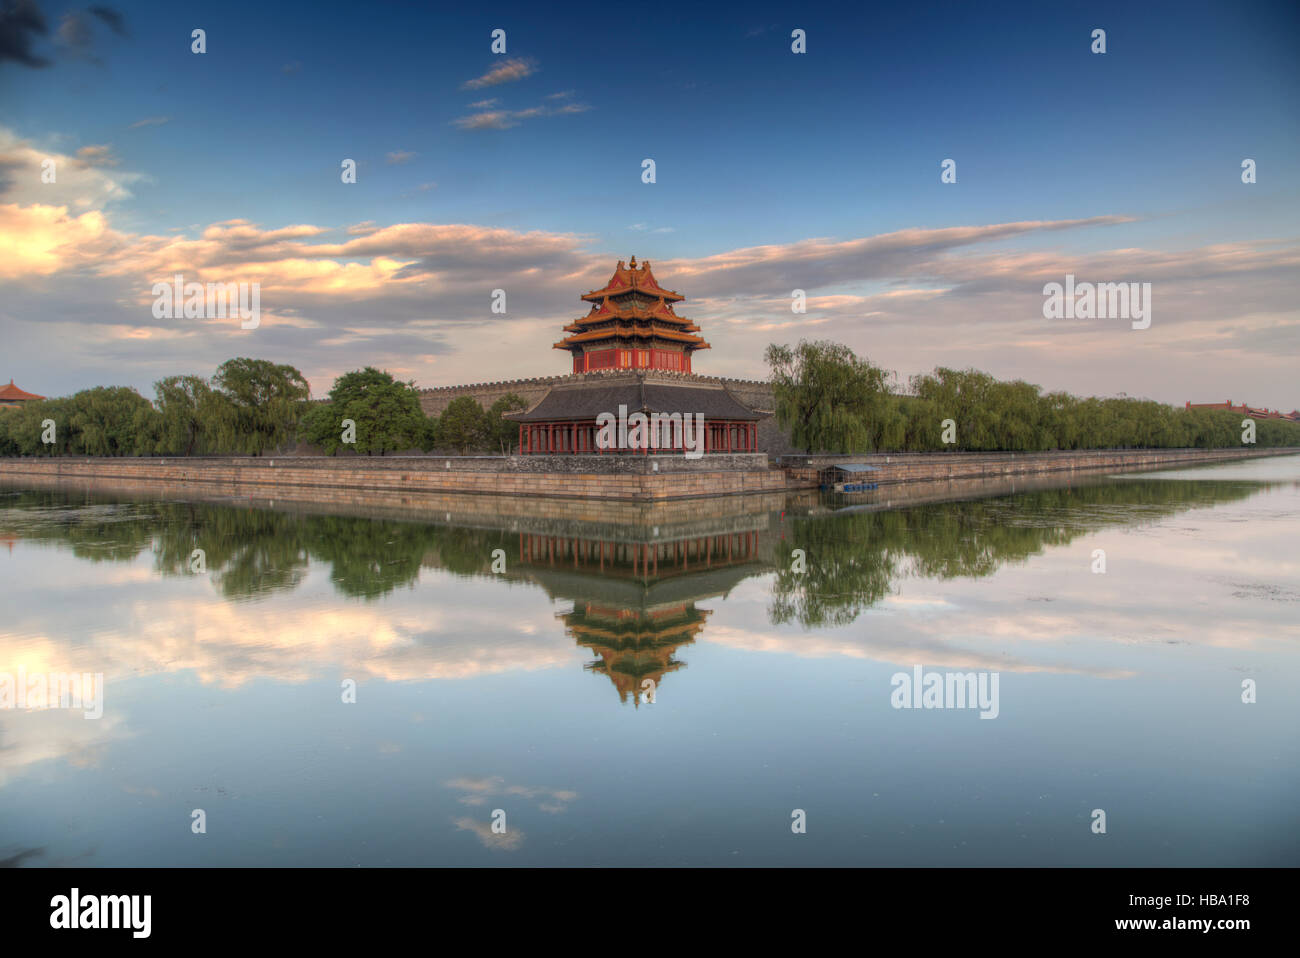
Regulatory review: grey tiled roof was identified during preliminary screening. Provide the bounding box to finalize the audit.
[506,381,764,422]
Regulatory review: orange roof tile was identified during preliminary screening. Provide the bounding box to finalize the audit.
[0,380,44,401]
[581,256,685,303]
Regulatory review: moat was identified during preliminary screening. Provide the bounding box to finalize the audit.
[1,455,1297,866]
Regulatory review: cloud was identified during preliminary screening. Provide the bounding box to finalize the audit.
[385,150,416,165]
[280,60,301,75]
[452,110,517,131]
[1,125,1295,406]
[452,98,591,131]
[74,143,117,167]
[0,202,117,277]
[0,0,50,67]
[53,5,124,62]
[461,57,536,89]
[0,128,144,208]
[467,98,497,109]
[56,12,92,50]
[88,5,124,36]
[127,116,169,129]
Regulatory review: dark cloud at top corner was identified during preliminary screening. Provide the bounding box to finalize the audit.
[0,0,51,67]
[89,4,125,36]
[0,1,127,68]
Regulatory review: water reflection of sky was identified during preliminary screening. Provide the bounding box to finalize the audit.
[1,457,1298,866]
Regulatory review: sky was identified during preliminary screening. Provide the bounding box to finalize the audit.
[1,0,1297,406]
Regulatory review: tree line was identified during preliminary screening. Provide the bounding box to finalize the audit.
[767,340,1300,453]
[0,358,529,457]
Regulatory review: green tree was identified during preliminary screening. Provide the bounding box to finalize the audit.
[154,375,220,455]
[437,396,487,454]
[765,340,894,454]
[302,367,433,455]
[64,387,157,456]
[486,393,529,453]
[210,358,311,455]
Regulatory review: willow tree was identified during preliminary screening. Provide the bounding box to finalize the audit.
[765,341,895,454]
[210,358,311,455]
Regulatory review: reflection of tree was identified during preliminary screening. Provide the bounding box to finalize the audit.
[151,503,309,600]
[308,516,437,599]
[770,510,901,626]
[0,476,1267,618]
[0,488,518,602]
[770,479,1263,628]
[427,526,513,578]
[0,490,155,563]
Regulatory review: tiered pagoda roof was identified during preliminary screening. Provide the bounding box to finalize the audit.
[0,380,44,408]
[555,257,710,369]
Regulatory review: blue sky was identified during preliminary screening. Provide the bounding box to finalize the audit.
[1,0,1297,404]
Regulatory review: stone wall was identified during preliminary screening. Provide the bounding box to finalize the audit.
[0,456,786,502]
[4,446,1292,504]
[3,472,789,540]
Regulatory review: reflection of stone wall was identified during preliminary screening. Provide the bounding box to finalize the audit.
[780,446,1300,487]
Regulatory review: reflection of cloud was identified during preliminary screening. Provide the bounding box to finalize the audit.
[705,622,1130,677]
[453,817,523,850]
[446,776,577,814]
[0,710,130,790]
[0,563,577,691]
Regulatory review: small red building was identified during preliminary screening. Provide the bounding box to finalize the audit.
[0,380,44,409]
[1185,400,1296,420]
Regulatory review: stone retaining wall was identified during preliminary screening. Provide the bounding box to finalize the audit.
[2,447,1294,503]
[0,456,785,502]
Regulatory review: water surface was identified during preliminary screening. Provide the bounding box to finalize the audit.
[1,456,1297,866]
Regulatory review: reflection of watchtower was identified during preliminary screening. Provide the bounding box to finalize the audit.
[563,599,706,705]
[515,529,765,704]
